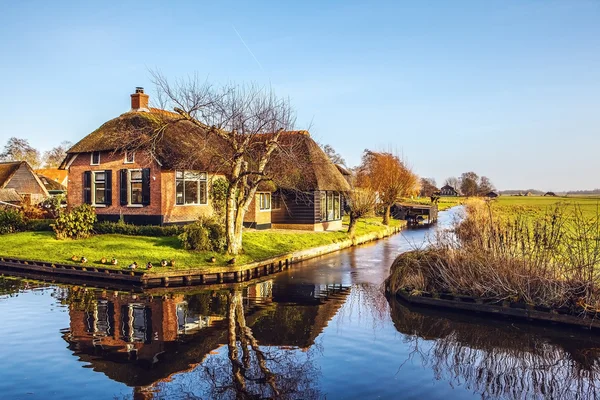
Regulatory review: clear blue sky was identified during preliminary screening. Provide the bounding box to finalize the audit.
[1,0,598,191]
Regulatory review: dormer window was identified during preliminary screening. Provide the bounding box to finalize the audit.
[91,151,100,165]
[124,151,135,164]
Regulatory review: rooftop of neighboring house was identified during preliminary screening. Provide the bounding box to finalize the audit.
[0,188,23,203]
[0,161,24,188]
[35,168,68,185]
[37,174,67,192]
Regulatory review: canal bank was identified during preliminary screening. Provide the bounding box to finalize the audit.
[3,206,600,400]
[0,222,405,288]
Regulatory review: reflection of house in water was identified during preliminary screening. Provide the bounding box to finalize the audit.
[63,281,349,390]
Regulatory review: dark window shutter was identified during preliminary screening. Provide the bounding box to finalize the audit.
[120,169,128,206]
[104,170,112,206]
[142,168,151,206]
[83,171,92,204]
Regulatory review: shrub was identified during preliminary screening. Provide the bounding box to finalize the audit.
[26,219,55,232]
[94,220,182,237]
[52,204,97,240]
[39,195,66,219]
[0,208,26,234]
[21,203,46,219]
[179,217,226,252]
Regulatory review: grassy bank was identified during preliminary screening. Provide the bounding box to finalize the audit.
[0,217,403,274]
[386,198,600,315]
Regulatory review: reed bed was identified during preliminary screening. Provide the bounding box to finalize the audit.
[386,199,600,313]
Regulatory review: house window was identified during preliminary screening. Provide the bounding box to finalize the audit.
[124,151,134,164]
[91,151,100,165]
[176,171,207,205]
[259,193,271,211]
[272,193,282,210]
[129,170,143,205]
[93,171,106,205]
[320,191,341,222]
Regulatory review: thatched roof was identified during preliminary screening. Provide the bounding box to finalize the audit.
[63,109,350,192]
[37,174,67,191]
[61,109,230,171]
[268,132,351,192]
[0,161,23,187]
[0,188,22,203]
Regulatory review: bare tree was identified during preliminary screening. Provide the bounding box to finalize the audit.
[346,175,377,237]
[357,150,419,225]
[477,176,495,195]
[444,176,459,190]
[42,141,72,168]
[0,137,41,169]
[150,72,297,255]
[319,143,346,166]
[419,177,438,197]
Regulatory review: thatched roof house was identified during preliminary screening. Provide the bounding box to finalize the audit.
[0,161,49,204]
[544,191,557,197]
[60,88,349,229]
[0,188,23,205]
[440,184,458,196]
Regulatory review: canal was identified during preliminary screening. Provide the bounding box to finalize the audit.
[1,207,599,399]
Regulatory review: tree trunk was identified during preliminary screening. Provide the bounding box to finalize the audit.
[382,205,391,225]
[348,213,357,237]
[225,189,239,255]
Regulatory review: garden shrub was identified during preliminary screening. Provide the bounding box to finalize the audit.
[52,204,97,239]
[179,217,226,252]
[0,208,26,234]
[211,178,229,223]
[39,194,66,219]
[94,220,182,236]
[26,219,55,232]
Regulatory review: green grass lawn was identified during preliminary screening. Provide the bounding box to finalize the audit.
[0,217,403,273]
[491,195,600,221]
[400,196,462,211]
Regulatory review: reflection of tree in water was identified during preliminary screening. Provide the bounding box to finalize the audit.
[338,282,390,329]
[197,290,321,400]
[390,299,600,399]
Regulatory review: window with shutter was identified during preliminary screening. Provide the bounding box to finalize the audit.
[83,171,92,204]
[120,169,128,205]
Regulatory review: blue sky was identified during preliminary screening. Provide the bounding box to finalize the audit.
[0,0,598,191]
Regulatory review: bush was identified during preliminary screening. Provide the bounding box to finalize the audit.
[94,220,182,237]
[211,178,229,223]
[52,204,97,240]
[0,208,26,234]
[179,217,226,252]
[26,219,55,232]
[39,195,66,219]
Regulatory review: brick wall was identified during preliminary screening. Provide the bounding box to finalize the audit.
[67,151,163,220]
[67,151,223,224]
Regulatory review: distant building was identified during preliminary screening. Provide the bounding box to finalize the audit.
[35,169,68,188]
[0,188,23,206]
[486,191,499,198]
[544,191,557,197]
[440,185,458,196]
[37,174,67,195]
[0,161,49,204]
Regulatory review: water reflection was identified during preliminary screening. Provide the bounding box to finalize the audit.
[58,280,349,399]
[390,298,600,399]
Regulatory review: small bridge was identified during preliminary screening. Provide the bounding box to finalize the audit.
[391,203,438,226]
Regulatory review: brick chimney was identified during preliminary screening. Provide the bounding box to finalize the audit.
[130,87,149,112]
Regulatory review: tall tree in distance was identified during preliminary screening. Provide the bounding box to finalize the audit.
[477,176,495,195]
[43,141,72,168]
[459,171,479,197]
[444,176,460,191]
[419,178,438,197]
[357,150,418,225]
[320,143,346,166]
[0,137,41,169]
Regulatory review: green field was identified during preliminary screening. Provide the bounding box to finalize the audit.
[401,196,462,211]
[0,217,403,273]
[490,195,600,221]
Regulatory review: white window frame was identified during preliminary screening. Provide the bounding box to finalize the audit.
[92,171,106,207]
[90,151,100,166]
[175,170,208,206]
[259,192,271,211]
[128,169,143,206]
[124,151,135,164]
